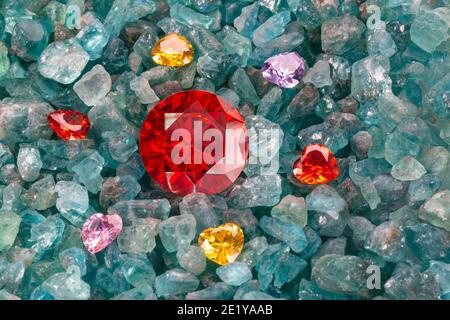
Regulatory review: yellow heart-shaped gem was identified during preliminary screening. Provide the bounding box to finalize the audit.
[198,223,244,266]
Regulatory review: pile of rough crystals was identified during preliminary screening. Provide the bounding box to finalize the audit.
[0,0,449,301]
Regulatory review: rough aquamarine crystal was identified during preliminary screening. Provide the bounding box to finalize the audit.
[38,40,89,84]
[305,185,348,237]
[0,100,54,143]
[233,3,259,37]
[170,4,213,30]
[217,26,252,66]
[384,264,441,300]
[259,216,307,253]
[29,215,65,259]
[419,190,450,232]
[426,261,450,298]
[0,211,21,251]
[21,175,57,211]
[76,18,110,60]
[391,156,426,182]
[31,266,90,300]
[229,68,260,106]
[187,282,235,300]
[367,29,397,58]
[321,15,365,54]
[252,10,291,47]
[104,0,156,38]
[364,221,406,262]
[99,175,141,210]
[179,193,220,233]
[157,214,197,253]
[228,175,282,208]
[271,195,307,226]
[197,51,239,86]
[0,42,10,78]
[117,220,156,253]
[297,123,348,153]
[121,257,155,288]
[70,150,105,194]
[11,19,49,62]
[74,64,112,107]
[216,262,252,286]
[108,199,170,225]
[410,8,450,53]
[154,268,199,297]
[407,174,441,204]
[351,55,391,103]
[176,245,206,275]
[311,254,370,298]
[405,223,449,262]
[55,181,89,226]
[244,115,283,176]
[238,236,269,267]
[303,60,332,88]
[17,145,42,182]
[59,247,87,276]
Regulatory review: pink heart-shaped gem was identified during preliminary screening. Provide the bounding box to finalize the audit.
[82,213,123,254]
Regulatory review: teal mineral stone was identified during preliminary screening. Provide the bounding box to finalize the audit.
[99,175,141,209]
[384,264,441,300]
[58,247,87,276]
[425,73,450,118]
[29,215,65,259]
[351,55,391,103]
[252,10,291,47]
[271,195,307,227]
[321,15,365,54]
[74,64,112,107]
[297,123,348,153]
[157,214,197,253]
[17,145,42,182]
[367,29,397,58]
[238,236,269,267]
[154,268,199,297]
[21,175,56,210]
[104,0,156,38]
[170,4,213,30]
[0,210,21,251]
[217,26,252,66]
[31,266,90,300]
[121,257,156,288]
[298,279,348,300]
[12,19,49,62]
[303,60,332,88]
[102,131,137,163]
[245,115,283,176]
[229,68,260,106]
[108,199,170,224]
[426,261,450,298]
[197,51,239,86]
[117,221,156,253]
[311,254,371,298]
[75,18,110,60]
[179,193,220,233]
[186,282,235,300]
[391,156,426,182]
[176,245,206,275]
[0,42,9,78]
[255,243,290,290]
[273,252,307,288]
[364,221,406,262]
[259,216,307,253]
[70,150,105,194]
[55,181,89,226]
[233,3,259,38]
[407,174,441,203]
[305,185,348,237]
[405,223,448,262]
[38,39,89,84]
[216,262,252,286]
[419,190,450,232]
[228,175,282,208]
[410,8,450,53]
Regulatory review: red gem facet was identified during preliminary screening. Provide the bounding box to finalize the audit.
[139,90,249,196]
[293,144,339,185]
[48,110,90,140]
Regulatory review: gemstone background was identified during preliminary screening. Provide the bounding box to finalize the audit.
[0,0,449,301]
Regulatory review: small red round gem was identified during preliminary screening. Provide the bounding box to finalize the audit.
[139,90,248,196]
[293,144,339,185]
[48,110,90,140]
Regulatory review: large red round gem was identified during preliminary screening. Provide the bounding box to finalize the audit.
[48,110,90,140]
[293,144,339,185]
[139,90,248,196]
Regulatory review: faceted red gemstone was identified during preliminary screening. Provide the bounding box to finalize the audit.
[293,144,339,185]
[139,90,248,196]
[48,110,90,140]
